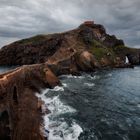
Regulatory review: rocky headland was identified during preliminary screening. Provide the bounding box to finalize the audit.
[0,21,140,140]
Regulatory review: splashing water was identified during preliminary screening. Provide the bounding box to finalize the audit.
[36,86,83,140]
[125,56,129,64]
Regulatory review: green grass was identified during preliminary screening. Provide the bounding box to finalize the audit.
[90,39,116,61]
[90,39,105,59]
[112,45,138,55]
[15,35,48,46]
[91,47,107,59]
[91,39,105,48]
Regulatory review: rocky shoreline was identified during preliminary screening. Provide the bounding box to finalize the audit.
[0,21,140,140]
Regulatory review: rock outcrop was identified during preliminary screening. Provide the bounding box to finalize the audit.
[0,21,140,140]
[0,64,60,140]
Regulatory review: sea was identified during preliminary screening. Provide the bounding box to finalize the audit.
[1,66,140,140]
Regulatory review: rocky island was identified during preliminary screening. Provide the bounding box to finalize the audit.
[0,21,140,140]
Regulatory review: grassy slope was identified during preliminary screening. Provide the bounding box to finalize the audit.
[89,39,117,64]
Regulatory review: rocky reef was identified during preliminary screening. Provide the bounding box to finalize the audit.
[0,21,140,140]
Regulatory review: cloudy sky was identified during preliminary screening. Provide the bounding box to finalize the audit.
[0,0,140,48]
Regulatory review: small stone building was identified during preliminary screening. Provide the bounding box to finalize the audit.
[84,21,94,25]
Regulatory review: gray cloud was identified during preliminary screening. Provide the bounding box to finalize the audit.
[0,0,140,48]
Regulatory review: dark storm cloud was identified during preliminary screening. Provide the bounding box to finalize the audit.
[0,0,140,47]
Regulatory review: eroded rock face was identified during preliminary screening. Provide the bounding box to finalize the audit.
[0,64,60,140]
[78,26,94,45]
[127,53,140,65]
[103,35,124,47]
[75,51,100,71]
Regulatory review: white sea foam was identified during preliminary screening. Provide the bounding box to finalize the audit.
[53,86,64,91]
[62,74,84,79]
[125,56,129,64]
[48,121,83,140]
[36,86,83,140]
[62,83,68,87]
[84,83,95,87]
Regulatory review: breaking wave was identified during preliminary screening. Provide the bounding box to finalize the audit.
[36,86,83,140]
[84,83,95,87]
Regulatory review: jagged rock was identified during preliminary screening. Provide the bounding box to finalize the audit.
[103,35,124,47]
[78,26,94,45]
[100,57,113,67]
[75,51,100,71]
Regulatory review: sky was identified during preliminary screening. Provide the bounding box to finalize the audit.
[0,0,140,48]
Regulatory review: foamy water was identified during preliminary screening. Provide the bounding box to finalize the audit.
[60,74,85,79]
[84,83,95,87]
[36,85,83,140]
[125,56,129,64]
